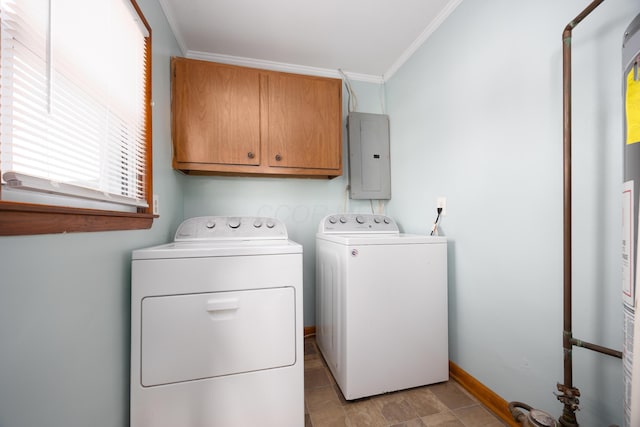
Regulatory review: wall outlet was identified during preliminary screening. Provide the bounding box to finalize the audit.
[437,197,446,216]
[153,194,159,215]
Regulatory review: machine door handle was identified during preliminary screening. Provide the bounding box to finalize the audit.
[206,298,239,312]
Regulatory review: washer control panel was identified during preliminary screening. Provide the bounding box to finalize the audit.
[174,216,288,241]
[319,214,399,234]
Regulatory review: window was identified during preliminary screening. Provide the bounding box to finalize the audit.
[0,0,154,235]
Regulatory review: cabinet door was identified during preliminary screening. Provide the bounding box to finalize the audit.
[172,58,261,166]
[267,73,342,170]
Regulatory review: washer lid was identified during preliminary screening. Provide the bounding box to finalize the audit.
[316,233,446,245]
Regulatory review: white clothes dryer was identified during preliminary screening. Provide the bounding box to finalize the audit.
[130,216,303,427]
[315,213,448,400]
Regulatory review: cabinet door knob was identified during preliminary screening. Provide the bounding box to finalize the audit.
[247,151,255,159]
[275,154,282,161]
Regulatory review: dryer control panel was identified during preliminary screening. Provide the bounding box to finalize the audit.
[319,214,399,234]
[175,216,288,241]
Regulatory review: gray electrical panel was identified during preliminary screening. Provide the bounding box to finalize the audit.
[347,112,391,200]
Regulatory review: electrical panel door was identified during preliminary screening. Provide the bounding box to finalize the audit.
[347,113,391,200]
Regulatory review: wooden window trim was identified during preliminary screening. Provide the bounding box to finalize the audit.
[0,201,155,236]
[0,0,155,236]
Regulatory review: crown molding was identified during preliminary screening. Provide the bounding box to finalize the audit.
[383,0,463,80]
[186,51,384,84]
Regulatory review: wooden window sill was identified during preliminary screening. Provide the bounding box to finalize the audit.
[0,201,156,236]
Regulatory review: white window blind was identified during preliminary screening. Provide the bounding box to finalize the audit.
[0,0,149,211]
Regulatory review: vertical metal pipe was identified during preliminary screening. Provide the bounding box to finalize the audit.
[560,1,605,425]
[562,21,573,393]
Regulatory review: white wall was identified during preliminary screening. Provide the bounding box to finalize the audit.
[0,1,184,426]
[384,0,635,425]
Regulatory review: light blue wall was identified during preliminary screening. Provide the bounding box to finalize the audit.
[0,0,634,426]
[0,1,183,426]
[384,0,635,425]
[182,79,387,327]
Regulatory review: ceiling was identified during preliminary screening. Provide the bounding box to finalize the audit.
[158,0,462,82]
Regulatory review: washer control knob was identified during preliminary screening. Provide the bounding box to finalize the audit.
[253,219,263,228]
[355,216,365,224]
[339,217,347,224]
[206,221,216,229]
[228,218,241,229]
[328,216,337,224]
[266,220,276,229]
[373,217,381,223]
[383,217,390,224]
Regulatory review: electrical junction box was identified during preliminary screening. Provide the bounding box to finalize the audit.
[347,112,391,200]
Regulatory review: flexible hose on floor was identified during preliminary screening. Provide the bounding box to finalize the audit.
[508,401,532,425]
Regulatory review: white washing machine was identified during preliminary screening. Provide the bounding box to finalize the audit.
[130,216,303,427]
[315,213,448,400]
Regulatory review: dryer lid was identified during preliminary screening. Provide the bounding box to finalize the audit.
[131,239,302,260]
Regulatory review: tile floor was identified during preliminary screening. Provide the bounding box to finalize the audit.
[304,336,508,427]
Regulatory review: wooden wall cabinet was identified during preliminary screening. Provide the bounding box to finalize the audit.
[171,57,343,178]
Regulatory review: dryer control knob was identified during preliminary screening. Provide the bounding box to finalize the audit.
[206,221,216,229]
[266,220,276,229]
[383,218,390,224]
[339,217,347,224]
[355,216,365,224]
[373,217,381,223]
[228,218,241,229]
[328,216,337,224]
[253,220,263,228]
